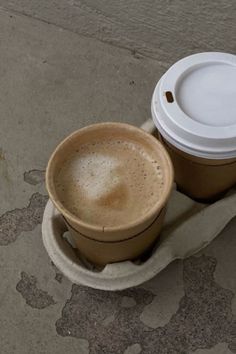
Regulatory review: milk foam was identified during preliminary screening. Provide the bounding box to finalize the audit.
[55,139,164,227]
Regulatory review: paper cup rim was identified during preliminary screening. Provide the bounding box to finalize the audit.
[46,122,174,237]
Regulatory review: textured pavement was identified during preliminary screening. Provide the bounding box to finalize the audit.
[0,2,235,353]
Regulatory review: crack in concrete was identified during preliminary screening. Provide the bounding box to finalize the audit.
[56,255,236,354]
[0,192,48,245]
[0,5,168,63]
[16,271,56,309]
[23,169,45,185]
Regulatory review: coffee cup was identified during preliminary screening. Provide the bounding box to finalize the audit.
[151,52,236,201]
[46,122,173,265]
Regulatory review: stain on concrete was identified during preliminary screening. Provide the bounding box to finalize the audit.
[16,272,56,309]
[51,261,63,283]
[0,193,48,245]
[55,272,63,283]
[23,169,45,185]
[56,287,154,353]
[56,256,236,354]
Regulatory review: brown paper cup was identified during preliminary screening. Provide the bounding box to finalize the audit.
[66,208,166,265]
[159,134,236,201]
[46,123,173,264]
[151,52,236,202]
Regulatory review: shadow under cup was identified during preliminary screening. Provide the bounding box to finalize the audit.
[46,122,173,265]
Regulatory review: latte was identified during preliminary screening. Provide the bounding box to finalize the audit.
[55,139,164,228]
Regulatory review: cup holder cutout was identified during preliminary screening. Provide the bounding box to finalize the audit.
[61,228,161,271]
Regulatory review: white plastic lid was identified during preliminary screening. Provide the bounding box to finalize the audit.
[151,52,236,159]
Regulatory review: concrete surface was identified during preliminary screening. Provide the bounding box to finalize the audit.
[0,1,235,353]
[0,0,236,62]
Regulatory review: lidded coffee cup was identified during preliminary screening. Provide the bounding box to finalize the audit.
[152,52,236,200]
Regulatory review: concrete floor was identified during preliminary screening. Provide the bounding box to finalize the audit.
[0,1,235,353]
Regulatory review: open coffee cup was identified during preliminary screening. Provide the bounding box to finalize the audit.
[46,123,173,265]
[152,52,236,201]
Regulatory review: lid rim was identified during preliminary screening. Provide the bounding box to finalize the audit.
[152,52,236,160]
[152,100,236,160]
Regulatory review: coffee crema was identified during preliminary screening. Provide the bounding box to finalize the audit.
[55,139,164,228]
